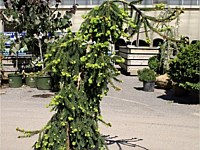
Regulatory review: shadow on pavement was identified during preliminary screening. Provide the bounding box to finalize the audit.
[32,93,54,98]
[117,68,135,76]
[134,87,143,91]
[157,89,199,105]
[103,135,149,150]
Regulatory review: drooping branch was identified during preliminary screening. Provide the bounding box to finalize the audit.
[113,0,183,42]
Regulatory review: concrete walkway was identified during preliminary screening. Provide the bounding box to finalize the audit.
[0,74,199,150]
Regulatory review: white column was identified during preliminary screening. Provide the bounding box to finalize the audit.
[0,21,3,33]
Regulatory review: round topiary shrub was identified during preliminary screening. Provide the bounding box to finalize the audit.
[137,68,156,82]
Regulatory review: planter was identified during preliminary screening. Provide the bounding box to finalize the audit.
[8,73,23,88]
[119,46,159,75]
[143,81,155,92]
[37,75,51,90]
[25,76,37,88]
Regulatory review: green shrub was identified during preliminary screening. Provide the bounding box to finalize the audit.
[148,55,160,72]
[179,82,200,91]
[137,68,156,82]
[168,42,200,90]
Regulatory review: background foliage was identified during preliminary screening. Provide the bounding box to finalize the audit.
[1,0,76,59]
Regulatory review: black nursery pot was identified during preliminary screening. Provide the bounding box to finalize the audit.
[143,81,155,92]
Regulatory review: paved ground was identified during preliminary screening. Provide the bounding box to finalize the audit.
[0,74,200,150]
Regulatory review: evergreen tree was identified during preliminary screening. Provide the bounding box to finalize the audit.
[1,0,183,149]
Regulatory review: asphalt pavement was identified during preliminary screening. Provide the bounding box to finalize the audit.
[0,74,199,150]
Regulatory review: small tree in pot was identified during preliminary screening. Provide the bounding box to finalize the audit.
[137,68,156,92]
[0,33,8,86]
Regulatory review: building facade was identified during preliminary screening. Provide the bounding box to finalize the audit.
[0,0,200,41]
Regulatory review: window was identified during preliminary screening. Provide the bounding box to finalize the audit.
[0,1,4,6]
[76,0,92,5]
[62,0,74,5]
[154,0,199,5]
[168,0,183,5]
[153,0,168,4]
[183,0,198,5]
[59,0,199,5]
[141,0,153,5]
[92,0,105,5]
[62,0,105,5]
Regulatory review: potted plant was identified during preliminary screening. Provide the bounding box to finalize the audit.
[0,33,8,86]
[24,72,37,88]
[137,68,156,92]
[0,33,23,87]
[1,0,75,91]
[36,72,52,90]
[8,72,23,88]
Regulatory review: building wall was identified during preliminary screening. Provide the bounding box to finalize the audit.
[0,4,200,41]
[71,9,90,32]
[179,9,200,40]
[71,8,200,41]
[130,8,200,41]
